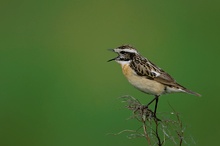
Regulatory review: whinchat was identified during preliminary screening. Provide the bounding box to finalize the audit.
[108,45,200,118]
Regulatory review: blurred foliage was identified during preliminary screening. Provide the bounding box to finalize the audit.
[0,0,219,146]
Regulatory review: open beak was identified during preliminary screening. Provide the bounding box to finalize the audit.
[107,49,118,62]
[107,57,117,62]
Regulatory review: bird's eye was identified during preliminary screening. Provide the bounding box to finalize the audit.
[120,51,125,54]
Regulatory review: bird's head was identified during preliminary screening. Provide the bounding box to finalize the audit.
[108,45,138,65]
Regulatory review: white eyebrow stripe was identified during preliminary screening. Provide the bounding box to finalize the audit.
[115,48,138,54]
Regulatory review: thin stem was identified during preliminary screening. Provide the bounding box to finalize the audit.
[142,114,151,145]
[154,119,163,146]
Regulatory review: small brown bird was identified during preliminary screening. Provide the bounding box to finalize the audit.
[108,45,200,117]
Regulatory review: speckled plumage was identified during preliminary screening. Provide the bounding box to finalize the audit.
[108,44,200,96]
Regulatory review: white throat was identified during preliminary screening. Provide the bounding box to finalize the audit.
[116,60,131,66]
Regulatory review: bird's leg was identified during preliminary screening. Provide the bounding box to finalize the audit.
[154,95,160,119]
[143,95,159,109]
[142,95,160,120]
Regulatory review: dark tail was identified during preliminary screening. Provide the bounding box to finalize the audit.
[183,88,201,97]
[177,83,201,97]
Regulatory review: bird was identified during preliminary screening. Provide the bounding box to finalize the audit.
[108,44,200,118]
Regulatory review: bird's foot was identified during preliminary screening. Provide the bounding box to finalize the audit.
[153,115,161,122]
[133,105,149,113]
[133,105,151,116]
[134,105,161,122]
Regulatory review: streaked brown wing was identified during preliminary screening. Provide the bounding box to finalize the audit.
[153,71,179,87]
[129,55,200,96]
[131,56,180,88]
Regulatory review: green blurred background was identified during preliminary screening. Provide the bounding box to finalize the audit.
[0,0,219,145]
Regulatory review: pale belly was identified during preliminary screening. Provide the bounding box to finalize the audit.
[122,64,165,95]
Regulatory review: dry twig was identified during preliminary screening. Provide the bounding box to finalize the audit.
[116,95,195,146]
